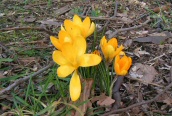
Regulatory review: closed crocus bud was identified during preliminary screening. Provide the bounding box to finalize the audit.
[92,50,101,56]
[114,54,132,76]
[100,36,124,63]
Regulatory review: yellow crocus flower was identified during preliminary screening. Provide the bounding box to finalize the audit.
[50,23,82,50]
[52,36,101,101]
[114,54,132,76]
[62,15,95,38]
[100,36,124,63]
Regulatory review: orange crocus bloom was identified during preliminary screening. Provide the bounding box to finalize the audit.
[114,55,132,76]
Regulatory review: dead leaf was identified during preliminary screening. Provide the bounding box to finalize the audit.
[91,93,115,107]
[153,4,171,13]
[97,96,115,106]
[18,57,40,66]
[0,13,5,17]
[24,17,36,23]
[136,31,149,35]
[0,71,5,78]
[129,63,158,83]
[38,19,61,26]
[54,5,71,16]
[134,47,150,57]
[133,31,172,44]
[120,17,133,24]
[163,97,172,106]
[124,39,133,48]
[74,79,94,116]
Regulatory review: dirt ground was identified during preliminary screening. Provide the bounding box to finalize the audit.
[0,0,172,115]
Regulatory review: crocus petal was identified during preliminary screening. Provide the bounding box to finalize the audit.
[125,57,132,71]
[87,22,95,37]
[83,17,91,33]
[70,70,81,101]
[61,25,65,31]
[119,55,128,68]
[114,63,121,75]
[64,20,74,33]
[73,15,82,27]
[106,45,115,60]
[53,50,68,65]
[50,36,61,50]
[83,17,90,28]
[57,65,75,77]
[79,54,101,67]
[69,26,82,38]
[108,38,118,48]
[61,43,76,63]
[58,30,72,43]
[119,70,128,76]
[113,45,124,56]
[73,36,86,57]
[100,36,107,46]
[121,58,130,71]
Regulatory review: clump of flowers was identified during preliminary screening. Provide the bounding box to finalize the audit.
[51,15,101,101]
[51,15,132,101]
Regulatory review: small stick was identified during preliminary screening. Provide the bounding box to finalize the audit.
[0,61,54,95]
[112,76,124,110]
[126,76,164,88]
[98,1,118,32]
[102,81,172,116]
[0,27,57,35]
[79,15,117,21]
[108,19,151,38]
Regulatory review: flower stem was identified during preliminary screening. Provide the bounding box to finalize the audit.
[112,76,124,109]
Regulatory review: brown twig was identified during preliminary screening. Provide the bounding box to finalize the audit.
[112,76,124,109]
[79,15,117,21]
[102,81,172,116]
[0,61,54,96]
[6,40,48,46]
[0,27,57,35]
[108,18,151,38]
[126,76,164,88]
[98,1,118,32]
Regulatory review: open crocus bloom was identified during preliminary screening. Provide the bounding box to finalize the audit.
[53,36,101,101]
[50,23,82,50]
[100,36,124,63]
[62,15,95,38]
[114,54,132,76]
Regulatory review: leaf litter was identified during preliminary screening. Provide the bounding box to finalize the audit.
[1,0,172,115]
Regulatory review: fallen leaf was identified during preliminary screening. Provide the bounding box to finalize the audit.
[163,97,172,106]
[0,71,5,79]
[54,5,71,16]
[124,39,133,48]
[38,19,61,26]
[91,93,115,107]
[97,96,115,106]
[133,31,172,44]
[153,4,171,13]
[24,17,36,23]
[18,57,40,66]
[74,79,94,116]
[134,47,150,57]
[120,17,133,24]
[0,13,5,17]
[129,63,158,83]
[136,31,149,35]
[91,93,107,103]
